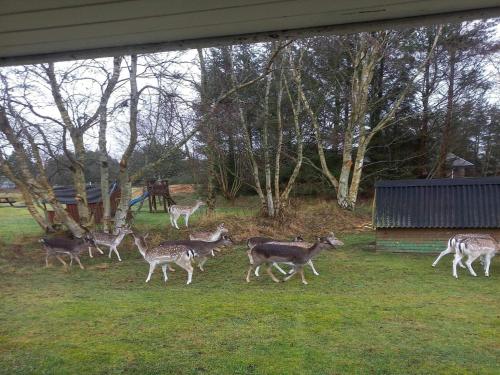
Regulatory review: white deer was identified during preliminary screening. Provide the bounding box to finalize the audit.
[169,200,205,229]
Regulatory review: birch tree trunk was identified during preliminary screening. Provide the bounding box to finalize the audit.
[99,57,123,232]
[198,48,216,215]
[114,55,139,230]
[262,62,275,217]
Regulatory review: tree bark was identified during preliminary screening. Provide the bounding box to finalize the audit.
[99,57,123,232]
[114,55,139,230]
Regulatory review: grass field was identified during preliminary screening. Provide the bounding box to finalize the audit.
[0,199,499,374]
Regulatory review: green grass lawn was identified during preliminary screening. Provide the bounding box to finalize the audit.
[0,206,499,374]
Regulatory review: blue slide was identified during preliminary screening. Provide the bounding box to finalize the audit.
[129,191,149,207]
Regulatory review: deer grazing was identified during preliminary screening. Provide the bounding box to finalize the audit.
[91,225,133,262]
[169,200,205,229]
[452,236,499,278]
[41,234,95,270]
[247,233,343,285]
[132,233,195,285]
[190,223,228,256]
[160,235,233,272]
[432,233,494,269]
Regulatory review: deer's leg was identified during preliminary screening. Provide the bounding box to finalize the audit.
[161,264,169,283]
[168,264,176,272]
[45,252,50,267]
[173,214,180,229]
[452,253,462,279]
[95,245,104,255]
[74,255,85,270]
[88,247,93,258]
[266,265,281,283]
[465,254,479,277]
[185,214,189,227]
[113,246,122,262]
[246,263,259,282]
[175,257,193,284]
[483,255,492,277]
[432,248,451,267]
[284,268,298,282]
[198,257,207,271]
[272,263,288,275]
[247,250,254,265]
[146,262,156,282]
[254,266,260,277]
[299,267,308,285]
[308,260,319,276]
[55,255,68,269]
[108,246,113,258]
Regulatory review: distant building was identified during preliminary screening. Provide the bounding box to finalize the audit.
[373,177,500,253]
[446,153,474,178]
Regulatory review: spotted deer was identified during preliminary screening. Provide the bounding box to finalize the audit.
[91,225,133,261]
[160,235,233,272]
[432,233,494,269]
[247,234,343,285]
[169,200,205,229]
[453,236,499,278]
[132,233,195,285]
[190,223,228,256]
[41,234,95,270]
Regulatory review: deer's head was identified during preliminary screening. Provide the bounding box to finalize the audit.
[323,232,344,247]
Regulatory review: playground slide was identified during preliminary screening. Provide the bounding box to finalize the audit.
[129,191,149,207]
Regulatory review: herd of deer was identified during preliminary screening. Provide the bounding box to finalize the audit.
[40,221,344,285]
[40,201,498,284]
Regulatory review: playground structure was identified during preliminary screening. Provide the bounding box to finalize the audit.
[142,179,175,213]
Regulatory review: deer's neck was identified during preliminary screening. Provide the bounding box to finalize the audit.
[306,243,325,260]
[191,203,201,213]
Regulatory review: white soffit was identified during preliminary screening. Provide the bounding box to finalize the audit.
[0,0,499,66]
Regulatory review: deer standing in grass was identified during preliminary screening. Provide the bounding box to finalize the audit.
[91,225,133,261]
[169,200,205,229]
[190,223,228,256]
[247,234,343,285]
[432,233,494,269]
[247,236,325,276]
[160,235,233,272]
[132,233,195,285]
[41,235,95,270]
[452,236,499,278]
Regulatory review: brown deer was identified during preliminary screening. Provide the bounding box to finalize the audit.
[41,234,95,270]
[247,233,343,285]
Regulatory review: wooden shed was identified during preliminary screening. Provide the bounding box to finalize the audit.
[373,177,500,253]
[47,184,121,225]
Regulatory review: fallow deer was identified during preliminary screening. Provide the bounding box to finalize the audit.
[190,223,228,256]
[132,233,195,285]
[432,233,494,269]
[41,234,95,270]
[247,233,343,285]
[91,225,133,262]
[160,235,233,271]
[169,200,205,229]
[453,236,499,278]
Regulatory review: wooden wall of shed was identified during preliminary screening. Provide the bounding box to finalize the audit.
[376,228,500,253]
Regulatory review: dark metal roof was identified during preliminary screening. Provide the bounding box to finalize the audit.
[374,177,500,229]
[53,185,102,205]
[52,183,118,205]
